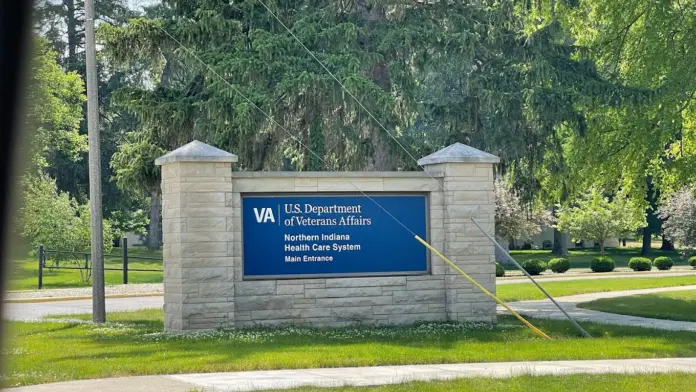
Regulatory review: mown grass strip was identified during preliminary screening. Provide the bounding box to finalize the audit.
[578,290,696,322]
[497,275,696,302]
[3,310,696,387]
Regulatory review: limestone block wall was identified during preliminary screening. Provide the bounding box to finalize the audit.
[160,161,236,331]
[424,162,497,323]
[229,172,448,327]
[157,141,498,332]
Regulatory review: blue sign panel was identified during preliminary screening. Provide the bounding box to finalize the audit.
[242,194,428,279]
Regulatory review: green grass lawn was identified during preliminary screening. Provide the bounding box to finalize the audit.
[4,310,696,387]
[9,247,163,291]
[270,374,696,392]
[577,290,696,322]
[497,275,696,302]
[507,246,686,270]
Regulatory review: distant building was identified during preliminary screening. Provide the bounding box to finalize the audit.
[122,231,146,246]
[500,226,620,251]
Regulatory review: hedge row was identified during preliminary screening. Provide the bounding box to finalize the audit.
[496,255,695,277]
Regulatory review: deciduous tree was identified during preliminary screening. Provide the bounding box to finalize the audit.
[557,189,646,255]
[659,187,696,250]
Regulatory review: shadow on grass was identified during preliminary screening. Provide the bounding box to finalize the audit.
[578,294,696,322]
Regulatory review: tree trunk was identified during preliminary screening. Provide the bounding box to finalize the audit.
[356,0,392,171]
[551,228,569,256]
[641,227,651,255]
[642,176,656,256]
[622,238,626,246]
[64,0,78,71]
[599,241,605,256]
[147,189,161,250]
[660,235,675,251]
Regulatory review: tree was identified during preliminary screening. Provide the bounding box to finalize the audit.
[25,37,86,171]
[110,132,166,250]
[658,187,696,250]
[34,0,147,231]
[19,175,113,282]
[555,0,696,249]
[494,179,554,245]
[557,189,646,255]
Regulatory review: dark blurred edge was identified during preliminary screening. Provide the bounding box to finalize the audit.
[0,0,33,372]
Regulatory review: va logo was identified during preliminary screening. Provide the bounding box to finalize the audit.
[253,207,275,223]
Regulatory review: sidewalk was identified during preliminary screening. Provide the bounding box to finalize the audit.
[501,285,696,331]
[7,358,696,392]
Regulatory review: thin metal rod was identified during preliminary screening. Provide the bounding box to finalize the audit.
[470,217,592,338]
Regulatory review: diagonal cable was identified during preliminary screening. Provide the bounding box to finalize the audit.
[155,25,419,237]
[253,2,448,192]
[151,22,556,339]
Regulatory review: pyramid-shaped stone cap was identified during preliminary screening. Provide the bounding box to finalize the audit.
[155,140,238,166]
[417,142,500,165]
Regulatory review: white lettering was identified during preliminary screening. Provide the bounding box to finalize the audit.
[253,207,276,223]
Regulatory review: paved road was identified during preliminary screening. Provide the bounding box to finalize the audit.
[7,358,696,391]
[499,285,696,331]
[5,283,163,301]
[3,296,163,321]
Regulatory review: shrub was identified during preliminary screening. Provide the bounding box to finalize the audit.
[520,259,547,275]
[689,256,696,269]
[495,262,505,277]
[548,258,570,273]
[628,257,652,271]
[590,256,615,273]
[653,256,674,271]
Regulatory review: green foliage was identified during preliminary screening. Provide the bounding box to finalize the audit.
[628,257,652,272]
[557,189,646,255]
[590,256,616,273]
[26,37,86,170]
[110,132,166,195]
[495,262,505,277]
[652,256,674,271]
[689,256,696,269]
[520,259,547,275]
[557,0,696,206]
[109,209,149,239]
[19,175,113,282]
[548,258,570,273]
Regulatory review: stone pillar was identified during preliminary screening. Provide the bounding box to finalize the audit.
[155,141,238,332]
[418,143,499,323]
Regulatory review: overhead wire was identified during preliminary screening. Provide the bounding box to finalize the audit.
[151,22,552,340]
[241,4,589,337]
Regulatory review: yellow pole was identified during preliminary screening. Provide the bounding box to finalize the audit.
[414,235,552,340]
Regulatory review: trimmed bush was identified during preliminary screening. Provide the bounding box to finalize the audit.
[548,258,570,273]
[495,262,505,277]
[653,256,674,271]
[520,259,547,275]
[689,256,696,269]
[628,257,652,271]
[590,256,616,273]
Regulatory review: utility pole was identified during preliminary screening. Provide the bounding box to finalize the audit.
[85,0,105,323]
